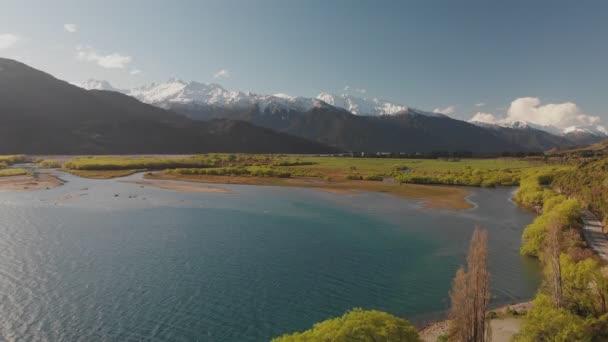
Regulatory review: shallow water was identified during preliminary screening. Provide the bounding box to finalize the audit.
[0,172,540,341]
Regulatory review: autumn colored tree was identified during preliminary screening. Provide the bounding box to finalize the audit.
[448,227,490,342]
[544,219,563,308]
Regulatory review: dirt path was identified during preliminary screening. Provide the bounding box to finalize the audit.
[581,209,608,261]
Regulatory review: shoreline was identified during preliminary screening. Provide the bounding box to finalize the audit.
[418,301,531,342]
[0,172,64,191]
[119,179,233,193]
[144,172,474,210]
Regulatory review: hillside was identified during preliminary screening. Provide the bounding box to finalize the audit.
[0,58,335,154]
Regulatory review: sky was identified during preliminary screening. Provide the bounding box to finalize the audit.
[1,0,607,128]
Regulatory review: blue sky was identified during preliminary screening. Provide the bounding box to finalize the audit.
[1,0,607,126]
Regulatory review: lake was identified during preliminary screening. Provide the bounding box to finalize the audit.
[0,172,540,341]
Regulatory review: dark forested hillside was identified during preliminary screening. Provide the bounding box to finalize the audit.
[0,58,335,154]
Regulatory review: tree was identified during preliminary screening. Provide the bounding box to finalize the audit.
[448,227,490,342]
[448,267,471,341]
[513,294,591,342]
[543,219,563,308]
[272,308,421,342]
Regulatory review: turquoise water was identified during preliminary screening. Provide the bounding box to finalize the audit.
[0,172,540,341]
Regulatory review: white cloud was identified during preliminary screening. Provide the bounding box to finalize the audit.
[76,46,132,69]
[213,69,230,79]
[468,97,604,131]
[0,33,20,50]
[469,112,499,123]
[433,105,456,115]
[506,97,600,128]
[130,68,142,75]
[475,102,486,107]
[343,85,350,92]
[354,88,366,94]
[64,24,78,33]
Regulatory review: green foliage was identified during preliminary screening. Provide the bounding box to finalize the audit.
[38,159,62,168]
[166,166,291,178]
[513,294,591,342]
[560,254,608,318]
[436,334,448,342]
[0,168,28,177]
[63,156,213,170]
[520,196,581,257]
[363,173,384,181]
[272,308,421,342]
[346,173,363,180]
[395,167,521,187]
[0,155,29,165]
[552,157,608,224]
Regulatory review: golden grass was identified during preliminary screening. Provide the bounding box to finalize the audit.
[0,168,28,177]
[65,169,141,179]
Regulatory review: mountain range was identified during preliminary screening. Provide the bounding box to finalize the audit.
[79,78,607,153]
[0,58,604,155]
[0,58,334,154]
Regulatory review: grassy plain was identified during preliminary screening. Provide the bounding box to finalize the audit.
[52,154,564,209]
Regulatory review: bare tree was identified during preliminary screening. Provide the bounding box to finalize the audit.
[448,227,490,342]
[449,267,472,341]
[544,219,563,308]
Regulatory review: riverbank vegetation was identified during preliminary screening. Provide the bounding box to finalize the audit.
[511,155,608,341]
[0,154,29,166]
[37,159,63,168]
[272,309,421,342]
[0,168,28,177]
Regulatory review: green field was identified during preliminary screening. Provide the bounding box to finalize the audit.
[57,154,563,188]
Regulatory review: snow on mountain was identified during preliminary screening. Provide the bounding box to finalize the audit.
[75,80,441,118]
[128,80,256,108]
[563,124,608,136]
[78,79,124,92]
[79,79,323,113]
[470,119,607,137]
[316,93,408,116]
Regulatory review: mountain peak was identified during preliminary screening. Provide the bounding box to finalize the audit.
[78,79,123,92]
[315,93,410,116]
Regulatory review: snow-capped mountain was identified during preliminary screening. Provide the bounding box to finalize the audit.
[563,124,608,136]
[470,119,607,137]
[80,79,326,114]
[78,79,437,117]
[315,93,408,116]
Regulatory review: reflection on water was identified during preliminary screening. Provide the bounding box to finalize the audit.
[0,172,540,341]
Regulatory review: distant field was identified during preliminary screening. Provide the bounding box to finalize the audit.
[0,153,571,210]
[299,156,538,172]
[56,154,557,187]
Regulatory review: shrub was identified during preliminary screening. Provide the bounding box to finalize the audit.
[272,309,421,342]
[38,159,62,168]
[513,294,591,342]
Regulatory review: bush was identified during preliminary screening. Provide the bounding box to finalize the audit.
[346,173,363,180]
[0,168,28,177]
[272,309,421,342]
[38,159,62,168]
[521,197,581,257]
[513,294,591,342]
[363,174,384,181]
